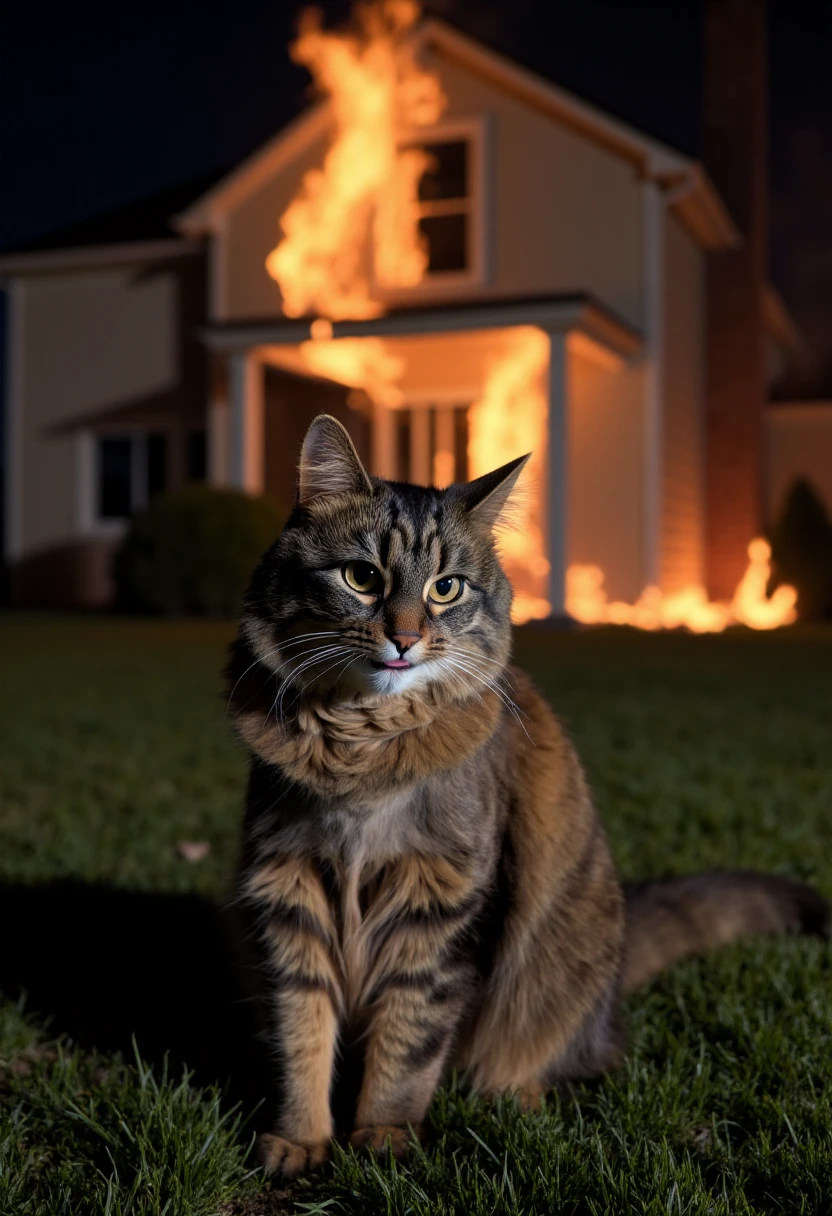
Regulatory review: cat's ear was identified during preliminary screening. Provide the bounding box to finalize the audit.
[298,415,373,505]
[453,453,530,530]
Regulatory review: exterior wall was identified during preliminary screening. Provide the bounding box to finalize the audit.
[7,252,206,606]
[660,212,706,591]
[766,403,832,521]
[568,345,644,603]
[222,133,331,320]
[216,53,644,330]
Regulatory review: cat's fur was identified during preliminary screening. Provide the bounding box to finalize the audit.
[227,414,829,1177]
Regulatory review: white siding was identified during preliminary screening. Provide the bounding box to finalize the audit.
[568,345,644,603]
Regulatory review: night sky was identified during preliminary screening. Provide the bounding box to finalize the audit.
[3,0,831,385]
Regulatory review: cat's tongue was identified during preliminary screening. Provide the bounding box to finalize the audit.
[383,659,411,669]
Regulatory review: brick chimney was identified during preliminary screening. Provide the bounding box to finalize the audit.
[703,0,767,598]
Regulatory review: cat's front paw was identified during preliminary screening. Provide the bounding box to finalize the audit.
[258,1132,330,1177]
[349,1123,421,1158]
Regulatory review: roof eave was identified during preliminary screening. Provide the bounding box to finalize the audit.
[200,293,643,362]
[0,237,202,280]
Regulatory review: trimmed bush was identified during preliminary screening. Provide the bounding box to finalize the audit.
[114,485,283,616]
[769,478,832,621]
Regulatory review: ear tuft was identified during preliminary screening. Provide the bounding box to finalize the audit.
[452,453,531,530]
[298,415,372,505]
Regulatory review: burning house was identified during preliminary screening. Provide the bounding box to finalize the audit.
[1,3,823,625]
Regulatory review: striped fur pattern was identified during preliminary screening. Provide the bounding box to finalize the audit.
[227,416,830,1177]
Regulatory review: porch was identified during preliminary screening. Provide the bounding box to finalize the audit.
[202,294,645,619]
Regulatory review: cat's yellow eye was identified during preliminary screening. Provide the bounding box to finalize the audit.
[428,575,463,604]
[343,560,383,595]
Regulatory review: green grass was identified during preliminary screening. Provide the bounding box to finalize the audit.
[1,616,831,1214]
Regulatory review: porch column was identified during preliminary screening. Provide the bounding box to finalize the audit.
[546,332,570,617]
[409,406,432,486]
[433,407,456,487]
[372,402,397,479]
[228,352,264,494]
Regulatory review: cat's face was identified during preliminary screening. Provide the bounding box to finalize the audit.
[240,415,527,705]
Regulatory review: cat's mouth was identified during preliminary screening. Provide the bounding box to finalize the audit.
[373,659,413,671]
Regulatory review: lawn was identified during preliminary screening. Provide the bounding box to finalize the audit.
[1,616,831,1214]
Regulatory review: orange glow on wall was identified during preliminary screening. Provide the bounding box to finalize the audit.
[265,0,444,320]
[467,327,552,624]
[566,538,797,632]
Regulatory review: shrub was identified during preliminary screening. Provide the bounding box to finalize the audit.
[769,478,832,621]
[113,485,283,616]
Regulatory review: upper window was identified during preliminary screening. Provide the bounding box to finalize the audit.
[382,119,486,294]
[411,139,470,275]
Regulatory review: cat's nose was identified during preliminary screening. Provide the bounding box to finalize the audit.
[389,631,420,656]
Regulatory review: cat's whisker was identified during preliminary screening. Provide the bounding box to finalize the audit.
[226,630,342,715]
[273,646,355,722]
[439,656,535,745]
[445,647,533,723]
[266,645,349,724]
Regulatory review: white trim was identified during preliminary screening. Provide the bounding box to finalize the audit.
[228,352,265,493]
[641,180,664,589]
[203,296,643,360]
[546,332,569,616]
[375,115,490,304]
[4,281,24,560]
[0,238,200,279]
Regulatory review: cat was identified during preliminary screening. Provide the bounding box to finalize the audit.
[227,413,829,1178]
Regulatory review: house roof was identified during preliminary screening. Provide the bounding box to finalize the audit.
[0,174,221,276]
[176,16,739,253]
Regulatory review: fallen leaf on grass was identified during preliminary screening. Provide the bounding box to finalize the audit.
[176,840,212,862]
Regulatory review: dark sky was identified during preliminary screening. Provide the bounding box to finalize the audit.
[2,0,831,380]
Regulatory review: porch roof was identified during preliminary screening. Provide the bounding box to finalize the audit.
[201,291,643,363]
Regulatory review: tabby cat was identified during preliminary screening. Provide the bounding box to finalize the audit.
[227,414,829,1178]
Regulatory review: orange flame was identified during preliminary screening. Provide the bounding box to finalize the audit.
[566,538,797,633]
[299,336,405,407]
[468,327,552,624]
[266,0,444,320]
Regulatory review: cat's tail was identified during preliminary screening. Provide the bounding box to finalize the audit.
[621,870,830,995]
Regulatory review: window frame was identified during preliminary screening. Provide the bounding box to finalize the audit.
[375,115,490,303]
[74,427,170,537]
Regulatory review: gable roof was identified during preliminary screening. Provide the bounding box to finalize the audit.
[176,16,739,252]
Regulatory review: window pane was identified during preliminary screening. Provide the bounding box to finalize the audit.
[98,437,132,519]
[419,213,468,273]
[187,429,207,482]
[147,433,168,500]
[417,140,468,202]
